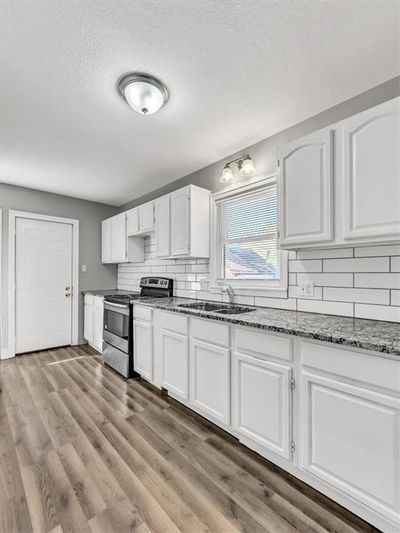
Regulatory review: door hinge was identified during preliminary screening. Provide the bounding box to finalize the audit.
[291,440,296,454]
[290,377,295,390]
[277,158,280,168]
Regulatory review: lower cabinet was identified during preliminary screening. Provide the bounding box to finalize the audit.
[160,329,189,400]
[189,339,230,424]
[134,320,153,381]
[83,295,103,353]
[233,351,292,460]
[301,369,400,524]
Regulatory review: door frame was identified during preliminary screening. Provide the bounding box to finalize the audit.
[7,210,79,358]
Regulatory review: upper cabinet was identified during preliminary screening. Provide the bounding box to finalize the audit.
[127,201,155,236]
[155,194,170,258]
[111,213,128,263]
[278,97,400,250]
[342,98,400,242]
[278,128,333,247]
[101,212,144,264]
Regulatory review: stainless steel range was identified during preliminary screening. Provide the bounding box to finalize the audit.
[102,277,173,377]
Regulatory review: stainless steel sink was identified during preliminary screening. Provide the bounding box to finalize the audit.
[178,302,253,315]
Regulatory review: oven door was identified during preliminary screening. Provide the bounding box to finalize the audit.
[103,302,129,353]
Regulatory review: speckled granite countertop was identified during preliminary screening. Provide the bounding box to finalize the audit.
[134,297,400,357]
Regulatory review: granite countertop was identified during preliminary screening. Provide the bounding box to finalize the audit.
[134,297,400,358]
[81,289,134,297]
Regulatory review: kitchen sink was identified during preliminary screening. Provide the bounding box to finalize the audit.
[178,302,253,315]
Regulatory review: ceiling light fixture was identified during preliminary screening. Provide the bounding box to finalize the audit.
[219,154,256,183]
[118,73,169,115]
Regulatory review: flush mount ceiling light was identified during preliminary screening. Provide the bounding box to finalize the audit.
[118,73,169,115]
[219,154,256,183]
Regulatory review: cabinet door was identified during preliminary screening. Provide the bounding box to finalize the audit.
[161,329,189,400]
[101,219,112,263]
[111,213,127,263]
[127,208,140,236]
[155,195,170,257]
[343,98,400,241]
[134,320,153,382]
[279,128,333,247]
[301,370,400,523]
[189,339,230,424]
[171,188,190,256]
[84,304,93,344]
[139,202,155,232]
[93,305,103,353]
[233,352,292,459]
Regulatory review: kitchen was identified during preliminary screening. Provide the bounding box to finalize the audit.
[0,1,399,532]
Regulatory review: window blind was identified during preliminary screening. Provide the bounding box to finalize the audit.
[217,185,279,280]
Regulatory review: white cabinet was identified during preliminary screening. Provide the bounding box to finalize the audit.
[155,195,171,257]
[160,329,189,400]
[301,370,400,524]
[111,213,127,263]
[189,339,230,424]
[84,295,103,353]
[278,127,333,247]
[342,98,400,242]
[233,351,292,460]
[278,97,400,250]
[155,185,210,258]
[127,202,155,235]
[101,219,112,263]
[134,320,153,382]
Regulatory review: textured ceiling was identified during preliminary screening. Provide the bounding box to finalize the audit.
[1,0,399,206]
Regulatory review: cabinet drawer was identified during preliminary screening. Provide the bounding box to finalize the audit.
[84,294,94,305]
[301,340,400,393]
[191,317,230,347]
[235,327,292,361]
[160,311,188,334]
[134,305,153,322]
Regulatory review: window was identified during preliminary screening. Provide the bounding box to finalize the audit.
[211,178,287,294]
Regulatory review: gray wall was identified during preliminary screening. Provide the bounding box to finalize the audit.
[119,76,400,210]
[0,183,118,352]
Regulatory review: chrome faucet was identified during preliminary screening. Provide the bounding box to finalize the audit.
[220,284,234,304]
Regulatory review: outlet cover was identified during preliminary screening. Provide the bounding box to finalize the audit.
[299,281,314,297]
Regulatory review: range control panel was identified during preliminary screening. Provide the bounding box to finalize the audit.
[140,277,173,289]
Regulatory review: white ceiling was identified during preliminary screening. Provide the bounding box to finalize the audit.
[1,0,399,206]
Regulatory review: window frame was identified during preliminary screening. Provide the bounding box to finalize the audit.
[210,175,288,297]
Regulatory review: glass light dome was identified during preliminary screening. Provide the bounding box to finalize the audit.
[118,73,169,115]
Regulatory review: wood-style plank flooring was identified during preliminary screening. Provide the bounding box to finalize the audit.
[0,345,380,533]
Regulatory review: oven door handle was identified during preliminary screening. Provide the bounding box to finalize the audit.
[104,302,130,315]
[105,301,127,309]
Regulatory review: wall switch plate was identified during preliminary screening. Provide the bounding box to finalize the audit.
[198,277,209,291]
[299,281,314,297]
[81,265,87,272]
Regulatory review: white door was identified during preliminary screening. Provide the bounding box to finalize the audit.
[101,219,112,263]
[171,188,190,256]
[301,370,400,523]
[111,213,127,263]
[342,97,400,241]
[126,208,140,236]
[161,329,189,400]
[155,195,171,257]
[139,202,155,232]
[189,339,230,424]
[15,218,73,354]
[233,351,292,459]
[279,127,333,247]
[134,320,153,381]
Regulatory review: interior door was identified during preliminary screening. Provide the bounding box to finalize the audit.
[15,218,73,354]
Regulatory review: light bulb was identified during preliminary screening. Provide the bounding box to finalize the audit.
[238,155,256,177]
[220,165,235,184]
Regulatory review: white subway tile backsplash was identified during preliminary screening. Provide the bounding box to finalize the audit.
[323,257,389,272]
[355,304,400,323]
[118,234,400,321]
[323,287,390,305]
[355,273,400,289]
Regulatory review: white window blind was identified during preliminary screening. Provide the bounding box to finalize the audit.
[217,185,279,281]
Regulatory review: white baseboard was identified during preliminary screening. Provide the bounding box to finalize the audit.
[1,347,14,359]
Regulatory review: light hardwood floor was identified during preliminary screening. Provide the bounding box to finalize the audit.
[0,345,380,533]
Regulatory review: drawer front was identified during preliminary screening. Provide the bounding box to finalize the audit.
[84,294,94,305]
[191,317,230,347]
[134,305,153,322]
[160,311,188,334]
[235,327,292,361]
[301,340,400,393]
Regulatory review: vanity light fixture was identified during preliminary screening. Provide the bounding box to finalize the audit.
[118,73,169,115]
[219,154,256,183]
